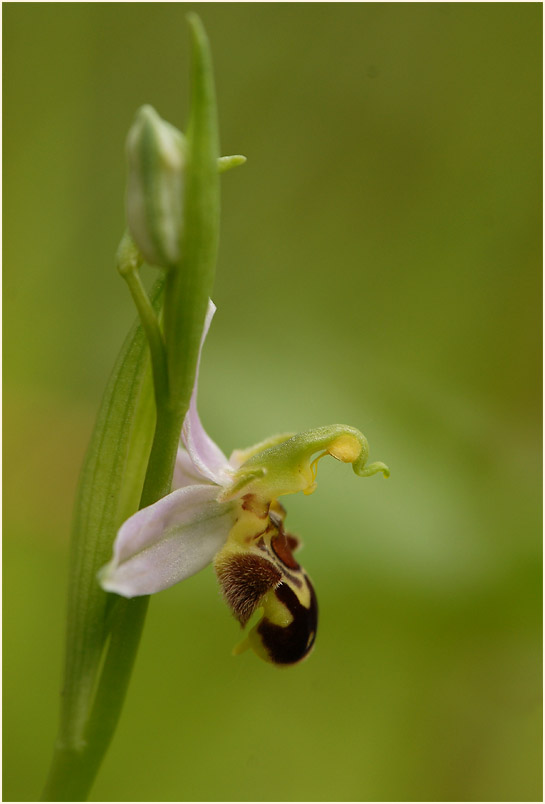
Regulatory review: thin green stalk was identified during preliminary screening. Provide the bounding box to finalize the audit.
[122,265,170,407]
[139,402,180,506]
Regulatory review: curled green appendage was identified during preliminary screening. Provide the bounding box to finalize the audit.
[354,460,390,479]
[222,423,388,501]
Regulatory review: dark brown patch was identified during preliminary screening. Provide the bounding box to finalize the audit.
[216,553,281,627]
[257,576,318,665]
[287,534,301,553]
[241,494,270,519]
[271,531,300,570]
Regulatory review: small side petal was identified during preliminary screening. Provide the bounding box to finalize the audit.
[99,484,236,597]
[182,300,230,484]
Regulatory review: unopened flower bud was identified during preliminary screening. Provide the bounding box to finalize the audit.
[126,105,186,269]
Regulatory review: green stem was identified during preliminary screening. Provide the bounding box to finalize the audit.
[42,599,150,803]
[117,231,170,407]
[123,267,170,407]
[42,743,98,803]
[139,402,180,506]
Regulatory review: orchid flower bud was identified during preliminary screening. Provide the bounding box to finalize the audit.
[126,105,186,269]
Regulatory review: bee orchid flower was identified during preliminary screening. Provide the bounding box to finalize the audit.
[99,302,389,664]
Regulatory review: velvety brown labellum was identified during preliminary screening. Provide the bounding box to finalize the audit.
[216,553,281,627]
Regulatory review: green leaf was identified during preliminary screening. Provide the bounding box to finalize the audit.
[56,281,162,751]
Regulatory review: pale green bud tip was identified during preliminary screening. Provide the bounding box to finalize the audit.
[116,232,143,277]
[126,104,186,269]
[218,154,247,173]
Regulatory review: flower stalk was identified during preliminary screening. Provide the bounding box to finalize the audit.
[42,15,223,801]
[116,232,170,407]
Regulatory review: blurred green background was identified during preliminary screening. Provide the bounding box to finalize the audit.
[4,4,542,801]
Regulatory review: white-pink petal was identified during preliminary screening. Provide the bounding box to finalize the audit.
[172,446,214,490]
[99,484,236,597]
[182,300,229,485]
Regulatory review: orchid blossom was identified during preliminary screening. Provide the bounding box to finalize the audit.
[100,302,389,665]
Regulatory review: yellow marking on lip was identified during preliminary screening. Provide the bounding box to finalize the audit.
[327,434,361,463]
[260,589,293,628]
